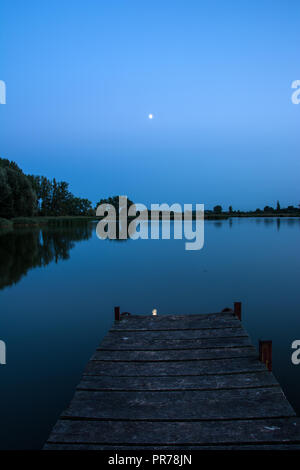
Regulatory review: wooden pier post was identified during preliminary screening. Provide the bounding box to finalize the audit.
[234,301,242,321]
[114,306,120,322]
[259,340,272,371]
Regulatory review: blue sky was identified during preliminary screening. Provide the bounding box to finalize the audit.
[1,0,299,209]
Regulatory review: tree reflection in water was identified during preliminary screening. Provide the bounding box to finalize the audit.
[0,224,94,290]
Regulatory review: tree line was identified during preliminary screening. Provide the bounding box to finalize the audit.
[1,157,299,219]
[0,158,94,219]
[210,202,300,214]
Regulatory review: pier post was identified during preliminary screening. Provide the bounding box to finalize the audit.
[234,302,242,321]
[114,306,120,321]
[259,340,272,371]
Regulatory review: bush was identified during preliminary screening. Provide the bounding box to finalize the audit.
[263,206,274,212]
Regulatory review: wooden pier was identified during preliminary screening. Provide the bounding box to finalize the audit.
[44,305,300,450]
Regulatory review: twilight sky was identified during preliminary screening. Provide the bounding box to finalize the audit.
[1,0,299,209]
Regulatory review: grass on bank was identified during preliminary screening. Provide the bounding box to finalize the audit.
[0,216,97,229]
[0,211,299,232]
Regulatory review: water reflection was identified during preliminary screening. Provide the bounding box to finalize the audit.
[0,216,300,450]
[263,218,274,226]
[0,224,93,290]
[214,221,223,228]
[277,218,281,231]
[1,217,299,291]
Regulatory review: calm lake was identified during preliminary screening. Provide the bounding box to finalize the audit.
[0,217,300,449]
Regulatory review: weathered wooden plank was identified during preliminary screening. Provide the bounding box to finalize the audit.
[84,356,266,377]
[45,417,300,445]
[104,327,247,341]
[118,313,233,321]
[99,335,252,351]
[44,311,300,449]
[91,347,257,362]
[44,443,300,450]
[77,371,278,392]
[62,388,295,421]
[111,314,240,331]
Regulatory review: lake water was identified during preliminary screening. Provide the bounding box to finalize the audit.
[0,218,300,449]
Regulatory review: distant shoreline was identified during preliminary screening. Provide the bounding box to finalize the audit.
[205,212,300,219]
[94,211,300,220]
[1,212,300,230]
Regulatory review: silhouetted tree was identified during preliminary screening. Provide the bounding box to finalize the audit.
[1,159,92,218]
[0,158,36,218]
[95,196,135,215]
[213,205,222,214]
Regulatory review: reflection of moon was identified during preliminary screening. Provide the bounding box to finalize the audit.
[148,113,153,119]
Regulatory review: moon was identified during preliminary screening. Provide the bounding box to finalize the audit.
[148,113,153,119]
